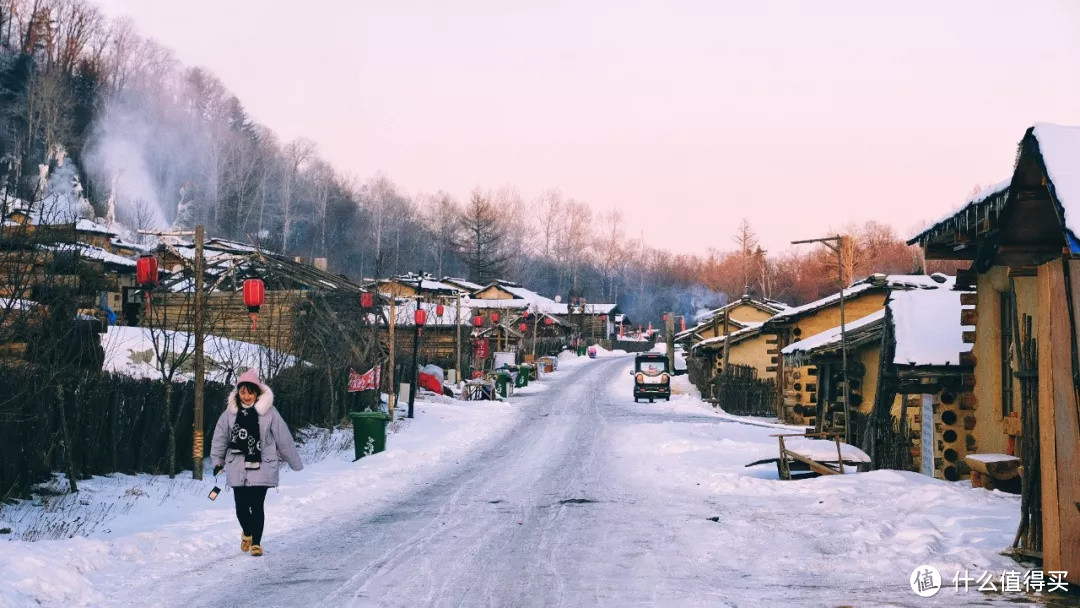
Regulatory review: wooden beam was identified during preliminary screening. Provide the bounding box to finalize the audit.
[1037,263,1062,574]
[960,309,978,326]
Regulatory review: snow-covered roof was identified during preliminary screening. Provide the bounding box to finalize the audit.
[908,180,1011,245]
[46,242,137,268]
[75,218,119,236]
[766,274,952,326]
[780,310,886,358]
[441,277,483,292]
[1031,123,1080,238]
[691,322,765,352]
[889,287,972,367]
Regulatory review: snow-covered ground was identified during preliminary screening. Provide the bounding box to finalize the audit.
[100,325,296,382]
[0,383,537,607]
[0,350,1058,607]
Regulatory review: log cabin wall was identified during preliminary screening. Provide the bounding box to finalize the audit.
[152,290,306,353]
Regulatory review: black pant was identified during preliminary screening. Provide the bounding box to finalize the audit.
[233,486,269,545]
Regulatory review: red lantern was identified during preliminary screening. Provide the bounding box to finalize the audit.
[522,311,530,319]
[136,255,159,316]
[473,315,484,327]
[491,313,500,323]
[601,314,607,322]
[360,292,374,308]
[436,303,445,316]
[244,278,265,331]
[662,314,667,321]
[544,317,553,326]
[519,322,528,333]
[136,255,159,287]
[415,308,427,326]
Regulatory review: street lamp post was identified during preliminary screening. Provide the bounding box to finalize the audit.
[791,235,850,444]
[407,273,423,419]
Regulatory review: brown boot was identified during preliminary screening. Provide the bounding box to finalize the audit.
[249,545,263,557]
[241,535,252,552]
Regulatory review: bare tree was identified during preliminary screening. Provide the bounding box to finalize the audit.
[732,219,758,296]
[280,138,314,254]
[595,209,627,301]
[424,190,459,277]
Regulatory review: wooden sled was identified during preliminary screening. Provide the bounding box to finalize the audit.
[745,432,868,480]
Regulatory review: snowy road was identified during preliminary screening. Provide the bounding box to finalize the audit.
[101,355,1038,608]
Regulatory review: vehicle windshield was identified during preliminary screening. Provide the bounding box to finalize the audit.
[636,358,668,375]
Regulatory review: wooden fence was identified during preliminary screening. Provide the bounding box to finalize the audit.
[709,363,777,417]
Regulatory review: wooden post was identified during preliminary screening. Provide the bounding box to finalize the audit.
[192,224,205,480]
[1037,259,1080,581]
[834,434,845,474]
[532,309,539,358]
[388,295,396,420]
[921,393,934,476]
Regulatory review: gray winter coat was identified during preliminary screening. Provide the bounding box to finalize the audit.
[210,386,303,487]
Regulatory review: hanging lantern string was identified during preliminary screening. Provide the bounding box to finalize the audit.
[144,291,151,317]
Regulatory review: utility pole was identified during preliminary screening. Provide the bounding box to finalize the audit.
[791,235,850,444]
[139,226,206,480]
[192,225,205,480]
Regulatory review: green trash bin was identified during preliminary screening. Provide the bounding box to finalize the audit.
[518,364,534,386]
[349,411,389,460]
[515,369,529,388]
[494,372,511,399]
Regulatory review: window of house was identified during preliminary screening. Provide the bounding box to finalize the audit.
[1000,291,1015,417]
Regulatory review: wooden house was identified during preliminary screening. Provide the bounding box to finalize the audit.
[782,284,973,481]
[762,274,951,426]
[149,242,372,358]
[908,123,1080,578]
[366,273,464,303]
[680,296,788,383]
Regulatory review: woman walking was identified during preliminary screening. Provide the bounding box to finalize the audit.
[211,370,303,556]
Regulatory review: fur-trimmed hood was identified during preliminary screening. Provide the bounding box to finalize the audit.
[227,384,274,415]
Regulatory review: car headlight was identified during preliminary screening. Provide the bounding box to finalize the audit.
[636,373,645,383]
[661,373,670,383]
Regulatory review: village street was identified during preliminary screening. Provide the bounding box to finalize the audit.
[82,354,1037,608]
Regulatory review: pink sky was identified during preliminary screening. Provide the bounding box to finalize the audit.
[96,0,1080,255]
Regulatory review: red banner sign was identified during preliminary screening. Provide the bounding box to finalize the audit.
[347,365,380,392]
[473,338,490,361]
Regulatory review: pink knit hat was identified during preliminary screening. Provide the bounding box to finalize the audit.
[236,369,262,388]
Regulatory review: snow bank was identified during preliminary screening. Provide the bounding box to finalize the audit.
[608,371,1025,604]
